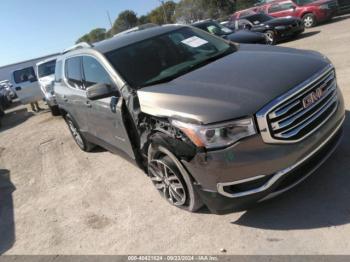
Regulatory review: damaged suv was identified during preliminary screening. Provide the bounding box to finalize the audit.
[55,25,345,214]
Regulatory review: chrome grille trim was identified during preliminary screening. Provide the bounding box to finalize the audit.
[275,94,338,139]
[273,83,337,131]
[256,64,338,144]
[217,116,344,199]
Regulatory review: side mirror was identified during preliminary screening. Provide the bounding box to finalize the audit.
[86,83,119,100]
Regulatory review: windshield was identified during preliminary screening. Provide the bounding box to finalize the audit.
[105,27,235,88]
[195,21,234,36]
[38,60,56,78]
[244,14,274,23]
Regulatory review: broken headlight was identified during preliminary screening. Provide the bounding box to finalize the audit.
[172,118,256,149]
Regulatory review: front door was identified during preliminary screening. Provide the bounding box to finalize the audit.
[268,1,297,18]
[81,55,135,159]
[12,67,43,104]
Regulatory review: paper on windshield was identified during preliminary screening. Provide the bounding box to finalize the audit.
[222,28,232,33]
[181,36,208,48]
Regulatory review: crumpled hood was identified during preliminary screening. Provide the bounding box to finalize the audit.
[137,44,329,124]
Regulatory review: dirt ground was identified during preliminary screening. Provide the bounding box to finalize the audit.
[1,15,350,255]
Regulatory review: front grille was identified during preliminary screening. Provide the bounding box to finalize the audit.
[257,66,339,143]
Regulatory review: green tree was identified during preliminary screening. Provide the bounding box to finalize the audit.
[148,1,177,24]
[174,0,240,23]
[235,0,256,10]
[111,10,139,35]
[76,28,107,44]
[138,15,150,25]
[174,0,207,23]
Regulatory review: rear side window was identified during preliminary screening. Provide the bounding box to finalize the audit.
[279,2,296,10]
[268,4,282,13]
[13,67,37,84]
[55,60,63,83]
[82,56,113,88]
[65,57,83,89]
[269,2,295,13]
[38,60,56,78]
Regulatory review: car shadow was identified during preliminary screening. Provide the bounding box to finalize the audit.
[0,169,15,254]
[278,31,320,44]
[0,107,34,132]
[231,111,350,230]
[329,13,350,24]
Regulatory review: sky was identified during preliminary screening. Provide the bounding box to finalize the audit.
[0,0,170,67]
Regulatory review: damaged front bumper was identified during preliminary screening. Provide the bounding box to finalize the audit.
[181,102,345,214]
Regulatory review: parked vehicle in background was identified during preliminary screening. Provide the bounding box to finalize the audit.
[0,93,5,127]
[36,57,60,115]
[257,0,338,28]
[235,13,304,44]
[232,8,260,21]
[192,20,268,44]
[0,80,16,107]
[55,25,344,214]
[11,66,43,104]
[337,0,350,14]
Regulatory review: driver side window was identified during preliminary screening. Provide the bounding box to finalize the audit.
[82,56,114,89]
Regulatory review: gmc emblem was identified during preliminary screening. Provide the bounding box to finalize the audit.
[302,87,325,109]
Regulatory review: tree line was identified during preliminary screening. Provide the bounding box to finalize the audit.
[76,0,256,44]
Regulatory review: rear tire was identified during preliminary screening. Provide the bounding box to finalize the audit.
[49,105,61,116]
[302,13,316,28]
[148,144,203,212]
[65,114,95,152]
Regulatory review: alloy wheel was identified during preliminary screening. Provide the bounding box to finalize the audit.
[303,16,314,28]
[148,159,187,206]
[265,31,275,45]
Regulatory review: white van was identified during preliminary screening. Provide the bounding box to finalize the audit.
[36,57,60,115]
[11,66,43,104]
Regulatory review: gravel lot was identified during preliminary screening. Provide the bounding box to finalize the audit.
[1,15,350,255]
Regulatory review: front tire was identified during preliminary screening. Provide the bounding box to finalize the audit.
[265,30,275,45]
[65,114,94,152]
[148,144,203,212]
[302,13,316,28]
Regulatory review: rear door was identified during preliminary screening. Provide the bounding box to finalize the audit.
[267,1,298,18]
[12,67,43,104]
[61,56,89,133]
[81,55,135,158]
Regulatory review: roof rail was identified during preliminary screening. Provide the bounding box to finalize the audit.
[62,42,92,54]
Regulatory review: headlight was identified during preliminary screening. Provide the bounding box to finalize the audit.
[172,118,256,149]
[320,4,330,9]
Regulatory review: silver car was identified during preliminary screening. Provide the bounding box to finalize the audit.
[55,25,345,214]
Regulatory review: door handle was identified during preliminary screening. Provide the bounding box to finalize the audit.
[86,101,92,108]
[110,96,118,113]
[15,86,21,91]
[63,95,68,102]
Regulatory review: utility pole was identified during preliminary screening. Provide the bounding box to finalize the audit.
[106,10,113,28]
[158,0,168,24]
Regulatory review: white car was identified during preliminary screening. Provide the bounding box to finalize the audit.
[11,66,43,105]
[36,57,60,115]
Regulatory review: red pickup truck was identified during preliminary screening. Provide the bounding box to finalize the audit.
[233,0,338,28]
